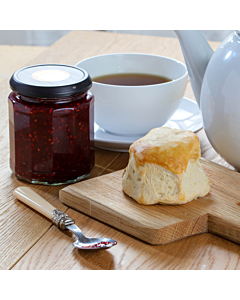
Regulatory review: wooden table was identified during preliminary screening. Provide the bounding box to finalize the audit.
[1,31,239,270]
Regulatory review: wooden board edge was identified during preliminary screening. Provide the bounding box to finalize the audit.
[59,188,209,245]
[208,213,240,245]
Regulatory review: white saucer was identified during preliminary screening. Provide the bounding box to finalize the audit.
[94,97,202,152]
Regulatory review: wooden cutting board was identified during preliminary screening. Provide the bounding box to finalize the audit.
[59,158,240,245]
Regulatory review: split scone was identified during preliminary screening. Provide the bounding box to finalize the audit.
[122,127,210,205]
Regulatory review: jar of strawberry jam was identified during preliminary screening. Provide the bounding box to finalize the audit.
[8,64,94,185]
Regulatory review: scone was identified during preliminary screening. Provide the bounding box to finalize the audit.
[122,127,210,205]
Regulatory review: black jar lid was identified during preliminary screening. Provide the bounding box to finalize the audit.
[10,64,92,98]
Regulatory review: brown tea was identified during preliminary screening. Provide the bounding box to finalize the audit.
[93,73,172,86]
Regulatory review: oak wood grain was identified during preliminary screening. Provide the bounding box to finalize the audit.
[0,45,67,269]
[13,208,240,270]
[0,42,122,269]
[0,45,47,84]
[1,31,238,270]
[59,159,240,245]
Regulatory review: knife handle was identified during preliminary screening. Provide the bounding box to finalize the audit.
[13,186,56,220]
[13,186,75,230]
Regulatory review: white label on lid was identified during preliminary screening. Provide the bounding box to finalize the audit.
[32,69,70,82]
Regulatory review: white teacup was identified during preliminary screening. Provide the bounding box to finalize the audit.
[76,53,188,136]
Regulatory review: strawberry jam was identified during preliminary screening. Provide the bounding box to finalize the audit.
[9,64,94,185]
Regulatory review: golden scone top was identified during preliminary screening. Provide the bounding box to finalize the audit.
[130,127,200,175]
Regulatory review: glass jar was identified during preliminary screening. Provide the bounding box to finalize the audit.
[8,64,94,185]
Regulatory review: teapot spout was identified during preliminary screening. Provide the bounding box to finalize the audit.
[175,30,214,106]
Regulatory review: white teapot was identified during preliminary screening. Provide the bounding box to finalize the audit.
[175,30,240,170]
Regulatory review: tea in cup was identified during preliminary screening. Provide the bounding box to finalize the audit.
[76,53,188,136]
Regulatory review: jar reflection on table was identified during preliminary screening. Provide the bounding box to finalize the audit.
[8,64,95,185]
